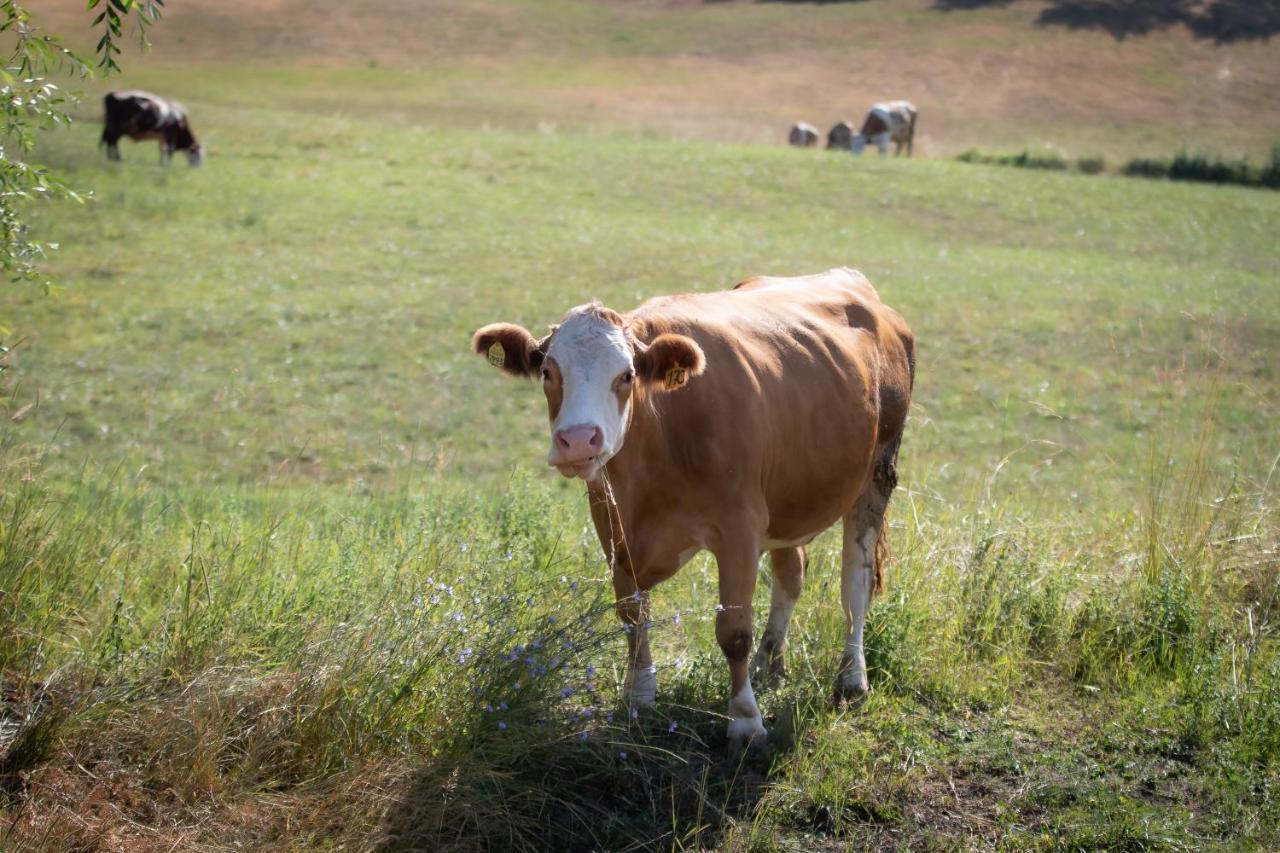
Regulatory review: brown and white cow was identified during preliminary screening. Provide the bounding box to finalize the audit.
[850,100,917,157]
[101,90,204,166]
[788,122,819,148]
[473,268,914,748]
[826,121,855,150]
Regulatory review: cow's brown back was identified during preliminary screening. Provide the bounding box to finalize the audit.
[612,268,913,555]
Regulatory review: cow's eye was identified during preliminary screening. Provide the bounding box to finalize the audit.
[541,368,551,382]
[621,369,635,384]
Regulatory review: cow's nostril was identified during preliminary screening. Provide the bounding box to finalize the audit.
[556,431,571,450]
[589,429,603,449]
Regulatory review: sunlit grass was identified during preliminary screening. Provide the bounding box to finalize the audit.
[1,61,1277,850]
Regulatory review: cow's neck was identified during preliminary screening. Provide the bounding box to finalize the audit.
[590,391,685,555]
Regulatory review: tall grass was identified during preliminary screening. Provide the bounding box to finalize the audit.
[2,415,1276,847]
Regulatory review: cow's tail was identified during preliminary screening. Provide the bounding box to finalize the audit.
[872,330,912,598]
[907,109,918,156]
[871,431,902,598]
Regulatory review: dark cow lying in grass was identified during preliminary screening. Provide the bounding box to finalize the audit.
[851,100,918,157]
[826,120,854,150]
[473,268,915,749]
[101,90,204,166]
[788,122,819,147]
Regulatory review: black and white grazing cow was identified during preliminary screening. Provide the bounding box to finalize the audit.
[101,90,204,166]
[788,122,819,147]
[850,101,917,157]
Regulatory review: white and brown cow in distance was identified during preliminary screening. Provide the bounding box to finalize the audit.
[788,122,819,147]
[826,121,855,150]
[851,100,918,157]
[472,268,914,748]
[101,90,204,166]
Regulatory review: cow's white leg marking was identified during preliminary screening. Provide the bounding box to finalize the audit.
[837,518,877,699]
[624,663,657,708]
[874,132,891,156]
[614,584,657,709]
[726,682,766,744]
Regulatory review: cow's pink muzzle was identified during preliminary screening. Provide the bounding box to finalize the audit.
[550,424,603,468]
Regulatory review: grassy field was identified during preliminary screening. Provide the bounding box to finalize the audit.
[3,2,1280,850]
[38,0,1280,160]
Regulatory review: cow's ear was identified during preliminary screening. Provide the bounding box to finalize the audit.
[472,323,545,378]
[634,333,705,391]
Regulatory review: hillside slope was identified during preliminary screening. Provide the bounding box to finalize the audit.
[40,0,1280,159]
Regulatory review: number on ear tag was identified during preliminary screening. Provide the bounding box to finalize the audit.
[487,341,506,368]
[664,364,687,390]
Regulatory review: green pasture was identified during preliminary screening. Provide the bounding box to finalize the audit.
[1,77,1278,849]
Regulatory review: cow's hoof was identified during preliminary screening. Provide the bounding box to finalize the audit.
[833,655,870,705]
[833,677,870,706]
[726,715,768,754]
[750,650,786,687]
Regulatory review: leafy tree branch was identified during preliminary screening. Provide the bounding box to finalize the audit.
[1,0,161,284]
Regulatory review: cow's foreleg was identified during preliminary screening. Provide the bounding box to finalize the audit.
[101,130,121,161]
[752,546,806,685]
[836,453,896,702]
[714,538,766,748]
[160,144,173,166]
[613,573,656,709]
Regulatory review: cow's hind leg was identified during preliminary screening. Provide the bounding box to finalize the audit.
[752,546,806,685]
[835,439,899,702]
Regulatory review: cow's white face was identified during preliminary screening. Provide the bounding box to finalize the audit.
[186,145,205,167]
[473,304,706,485]
[540,306,634,482]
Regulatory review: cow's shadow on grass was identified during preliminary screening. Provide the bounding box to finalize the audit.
[934,0,1280,42]
[378,687,823,852]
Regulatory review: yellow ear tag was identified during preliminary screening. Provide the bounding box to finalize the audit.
[664,364,687,390]
[487,341,506,368]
